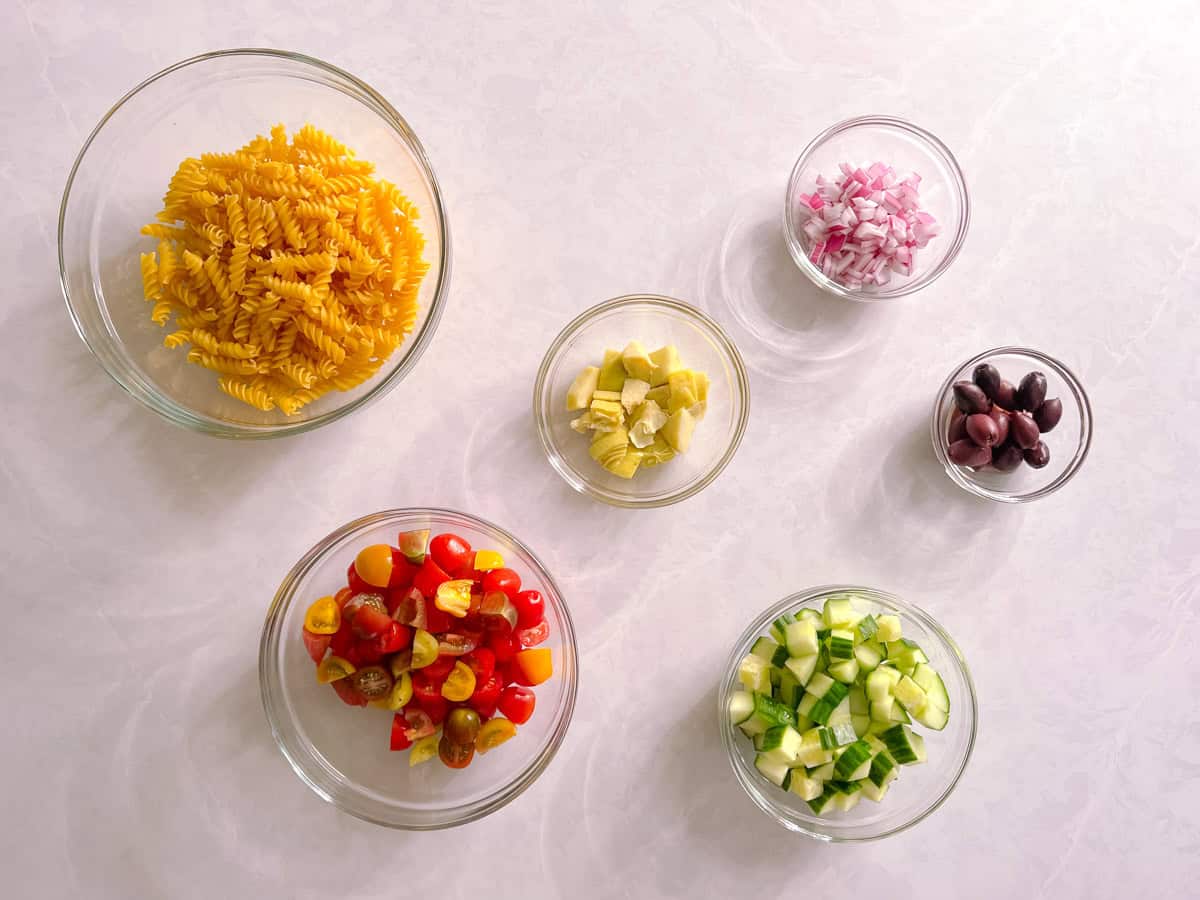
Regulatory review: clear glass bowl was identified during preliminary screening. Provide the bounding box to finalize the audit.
[259,509,577,829]
[533,294,750,508]
[783,115,969,301]
[931,347,1093,503]
[59,49,451,438]
[718,585,977,841]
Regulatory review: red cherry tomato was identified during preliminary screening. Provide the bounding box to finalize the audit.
[463,648,496,683]
[333,587,354,608]
[515,620,550,647]
[353,605,393,639]
[330,620,355,658]
[424,604,452,636]
[498,685,536,724]
[416,694,449,725]
[481,567,521,600]
[489,632,522,663]
[387,549,417,588]
[353,637,384,665]
[469,672,502,718]
[412,671,443,704]
[422,654,457,681]
[302,629,331,663]
[331,679,368,707]
[512,590,545,629]
[377,621,412,654]
[429,533,473,576]
[390,714,413,750]
[403,708,436,740]
[412,558,452,599]
[346,561,374,596]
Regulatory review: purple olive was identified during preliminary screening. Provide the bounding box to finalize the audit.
[1017,371,1048,411]
[1034,397,1063,432]
[949,439,993,468]
[966,413,1000,447]
[972,363,1002,401]
[1010,411,1041,450]
[994,379,1017,410]
[988,407,1011,446]
[992,442,1024,472]
[948,408,968,443]
[1024,441,1051,469]
[952,381,992,415]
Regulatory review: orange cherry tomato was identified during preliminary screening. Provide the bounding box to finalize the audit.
[354,544,394,588]
[514,648,552,686]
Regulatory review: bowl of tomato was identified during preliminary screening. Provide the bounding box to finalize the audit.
[260,508,578,829]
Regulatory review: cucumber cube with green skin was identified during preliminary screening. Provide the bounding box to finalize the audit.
[796,693,818,719]
[879,724,926,764]
[760,725,804,765]
[784,620,820,657]
[887,638,928,673]
[776,668,802,708]
[728,691,755,726]
[860,779,891,802]
[749,692,796,729]
[807,761,835,782]
[866,666,902,701]
[817,727,838,750]
[770,613,796,644]
[851,715,869,738]
[830,720,859,746]
[827,629,855,660]
[770,644,791,668]
[784,653,818,687]
[823,597,858,628]
[806,673,835,698]
[856,614,879,642]
[833,740,874,780]
[830,780,863,812]
[790,774,823,802]
[868,750,898,787]
[827,658,860,684]
[892,675,928,714]
[912,662,950,713]
[854,642,884,672]
[750,636,779,662]
[754,753,791,787]
[738,654,772,693]
[875,614,902,643]
[913,701,949,731]
[848,685,868,716]
[797,608,823,627]
[807,790,836,815]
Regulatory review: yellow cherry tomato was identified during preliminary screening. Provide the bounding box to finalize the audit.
[441,661,477,701]
[316,655,355,684]
[476,718,518,753]
[354,544,394,588]
[473,550,505,571]
[410,629,439,669]
[304,596,341,635]
[435,579,473,618]
[409,732,440,766]
[370,672,413,710]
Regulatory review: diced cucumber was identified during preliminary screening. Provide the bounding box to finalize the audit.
[827,658,860,684]
[888,701,911,724]
[913,701,949,731]
[893,675,928,714]
[830,781,863,811]
[864,734,887,755]
[754,753,791,787]
[848,685,868,715]
[770,613,796,644]
[856,614,879,642]
[866,666,901,701]
[769,666,782,688]
[865,719,895,737]
[738,655,772,693]
[833,739,873,780]
[827,628,855,660]
[830,720,858,746]
[797,608,823,627]
[727,691,754,726]
[808,682,850,725]
[796,728,834,768]
[771,645,790,668]
[784,654,818,687]
[912,662,950,713]
[776,668,802,708]
[868,749,897,787]
[789,773,823,802]
[822,597,857,628]
[869,695,895,723]
[879,724,926,764]
[854,642,883,672]
[860,779,891,802]
[748,692,796,730]
[807,789,836,815]
[784,620,820,657]
[886,638,928,673]
[851,714,869,738]
[750,636,779,661]
[760,725,804,765]
[796,693,818,719]
[806,673,834,698]
[807,761,835,782]
[875,614,902,642]
[817,727,838,750]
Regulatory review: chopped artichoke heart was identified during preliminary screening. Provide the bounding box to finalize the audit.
[648,345,681,386]
[589,398,625,428]
[661,407,696,453]
[604,448,644,479]
[641,435,676,467]
[620,378,650,412]
[589,426,630,466]
[628,400,668,448]
[667,370,699,414]
[687,401,707,421]
[693,370,710,403]
[591,390,623,402]
[597,349,627,392]
[569,413,594,433]
[566,366,600,411]
[645,384,671,407]
[621,340,655,382]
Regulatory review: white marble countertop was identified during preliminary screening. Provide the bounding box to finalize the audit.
[4,1,1198,896]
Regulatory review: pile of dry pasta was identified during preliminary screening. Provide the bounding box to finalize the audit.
[138,123,429,415]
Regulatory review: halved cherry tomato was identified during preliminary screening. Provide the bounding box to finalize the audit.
[330,620,357,662]
[512,590,545,629]
[424,604,452,635]
[476,717,518,753]
[352,637,384,665]
[304,596,341,634]
[410,629,439,669]
[464,648,496,683]
[390,713,413,750]
[371,672,413,711]
[412,671,443,704]
[481,567,521,600]
[331,678,367,706]
[422,654,457,681]
[441,661,477,701]
[434,579,473,618]
[353,605,393,639]
[354,544,395,588]
[438,735,474,768]
[516,620,550,647]
[481,591,518,634]
[498,685,536,724]
[347,561,374,596]
[343,592,387,622]
[514,648,553,685]
[413,558,452,599]
[387,549,417,588]
[438,633,479,656]
[403,707,436,740]
[473,549,504,572]
[416,694,449,724]
[302,629,331,663]
[430,533,473,576]
[489,632,522,663]
[469,672,502,718]
[316,654,355,684]
[333,587,354,608]
[388,586,426,627]
[376,621,412,654]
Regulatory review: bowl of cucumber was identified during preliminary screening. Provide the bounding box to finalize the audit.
[719,585,976,841]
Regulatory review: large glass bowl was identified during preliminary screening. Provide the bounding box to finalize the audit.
[259,509,577,829]
[718,585,977,841]
[533,294,750,508]
[784,115,969,301]
[931,347,1093,503]
[59,49,450,438]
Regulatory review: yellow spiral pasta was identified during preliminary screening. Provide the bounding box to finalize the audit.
[138,123,429,415]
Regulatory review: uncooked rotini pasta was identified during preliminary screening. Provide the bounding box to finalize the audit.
[139,123,429,414]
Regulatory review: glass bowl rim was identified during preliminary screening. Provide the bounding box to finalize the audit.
[258,507,579,830]
[783,114,970,303]
[930,346,1094,503]
[58,47,452,440]
[717,584,978,842]
[532,292,751,509]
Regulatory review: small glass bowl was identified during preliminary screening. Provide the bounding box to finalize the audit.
[719,586,976,841]
[931,347,1093,503]
[533,294,750,508]
[783,116,969,301]
[259,509,577,829]
[59,49,451,438]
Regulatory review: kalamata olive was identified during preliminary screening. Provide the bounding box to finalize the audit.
[350,665,393,700]
[994,379,1017,410]
[972,363,1002,401]
[444,707,481,745]
[991,442,1024,472]
[1034,397,1063,432]
[948,408,968,443]
[1024,441,1051,469]
[438,735,475,768]
[1017,371,1048,411]
[988,407,1010,446]
[952,381,992,415]
[949,439,992,467]
[1010,411,1040,449]
[966,413,1000,447]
